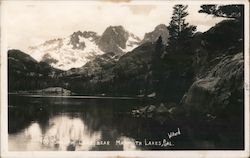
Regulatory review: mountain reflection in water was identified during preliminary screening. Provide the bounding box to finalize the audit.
[9,95,223,151]
[8,95,143,151]
[9,115,138,151]
[10,115,101,151]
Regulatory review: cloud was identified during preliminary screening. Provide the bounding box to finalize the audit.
[127,5,156,15]
[3,1,224,52]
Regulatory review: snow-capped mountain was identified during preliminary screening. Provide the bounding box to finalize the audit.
[27,26,141,70]
[63,24,169,77]
[28,32,104,71]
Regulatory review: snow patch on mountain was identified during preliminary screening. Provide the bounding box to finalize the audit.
[27,26,141,71]
[121,33,141,52]
[28,35,104,70]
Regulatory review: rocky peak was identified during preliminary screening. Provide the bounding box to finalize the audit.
[69,31,100,50]
[82,31,99,40]
[98,25,129,53]
[98,25,141,54]
[69,31,85,50]
[142,24,169,45]
[27,25,140,71]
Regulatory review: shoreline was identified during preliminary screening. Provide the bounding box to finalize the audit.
[8,93,141,100]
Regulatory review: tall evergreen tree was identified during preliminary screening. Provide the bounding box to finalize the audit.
[167,5,196,53]
[163,5,196,102]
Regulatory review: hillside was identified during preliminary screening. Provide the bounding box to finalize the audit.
[8,49,63,91]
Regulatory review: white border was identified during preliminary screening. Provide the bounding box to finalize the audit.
[1,1,249,158]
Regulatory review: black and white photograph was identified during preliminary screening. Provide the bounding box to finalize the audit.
[1,0,249,157]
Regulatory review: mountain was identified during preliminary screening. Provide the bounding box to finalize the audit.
[61,20,244,99]
[65,51,119,78]
[141,24,169,45]
[27,26,141,70]
[8,49,61,74]
[64,24,166,78]
[59,42,156,95]
[61,24,169,94]
[10,20,243,98]
[98,26,141,54]
[8,49,63,91]
[27,31,104,71]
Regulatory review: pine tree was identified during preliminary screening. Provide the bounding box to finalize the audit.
[167,5,196,53]
[163,5,196,102]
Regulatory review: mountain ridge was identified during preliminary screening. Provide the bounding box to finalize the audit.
[141,24,169,45]
[27,25,141,70]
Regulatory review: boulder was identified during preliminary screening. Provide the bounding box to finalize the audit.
[181,52,244,120]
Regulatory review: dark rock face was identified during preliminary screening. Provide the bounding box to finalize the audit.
[82,31,100,40]
[182,53,244,117]
[98,26,129,54]
[42,54,59,65]
[141,24,169,45]
[69,31,100,50]
[181,52,244,148]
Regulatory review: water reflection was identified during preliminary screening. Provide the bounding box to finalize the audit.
[10,115,102,151]
[9,122,44,151]
[24,122,42,140]
[8,95,178,151]
[42,115,101,151]
[8,94,244,150]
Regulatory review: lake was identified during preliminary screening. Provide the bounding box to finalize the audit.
[8,94,194,151]
[12,93,244,151]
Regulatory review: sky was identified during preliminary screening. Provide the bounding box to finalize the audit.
[2,1,226,52]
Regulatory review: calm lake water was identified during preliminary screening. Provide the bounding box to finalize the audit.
[12,94,244,151]
[9,94,193,151]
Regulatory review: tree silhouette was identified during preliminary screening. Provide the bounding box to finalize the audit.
[167,5,196,54]
[199,5,243,21]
